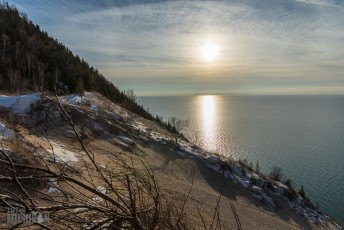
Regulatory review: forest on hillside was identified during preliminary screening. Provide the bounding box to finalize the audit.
[0,2,154,120]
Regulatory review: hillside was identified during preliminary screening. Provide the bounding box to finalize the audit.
[0,2,153,120]
[0,2,343,229]
[0,92,342,229]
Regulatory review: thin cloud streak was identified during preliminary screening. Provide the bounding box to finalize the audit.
[10,0,344,95]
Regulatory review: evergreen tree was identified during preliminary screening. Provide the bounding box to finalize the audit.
[75,78,85,96]
[299,186,306,198]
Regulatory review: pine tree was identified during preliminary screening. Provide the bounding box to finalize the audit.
[299,186,306,198]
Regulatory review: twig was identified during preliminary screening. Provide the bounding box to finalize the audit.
[0,149,37,208]
[197,206,208,229]
[230,202,242,230]
[210,187,224,230]
[181,165,195,212]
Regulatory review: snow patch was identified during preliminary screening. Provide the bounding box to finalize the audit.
[0,122,14,139]
[90,104,98,111]
[89,186,107,204]
[118,135,135,145]
[0,94,41,114]
[105,110,119,120]
[0,148,13,156]
[235,175,251,189]
[47,142,79,163]
[48,179,60,193]
[251,185,263,194]
[47,186,59,193]
[60,94,87,105]
[132,121,148,133]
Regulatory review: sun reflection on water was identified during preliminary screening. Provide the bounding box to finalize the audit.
[200,95,217,151]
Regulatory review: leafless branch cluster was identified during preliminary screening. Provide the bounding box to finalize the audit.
[0,140,163,229]
[0,95,240,229]
[167,117,189,144]
[0,96,163,229]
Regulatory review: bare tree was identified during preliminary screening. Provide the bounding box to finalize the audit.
[15,41,21,67]
[31,60,47,93]
[26,51,33,79]
[123,89,136,120]
[168,117,189,144]
[8,68,20,94]
[37,62,45,93]
[125,89,136,102]
[2,33,9,58]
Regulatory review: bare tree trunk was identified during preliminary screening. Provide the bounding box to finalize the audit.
[15,41,21,67]
[2,33,9,58]
[38,62,45,93]
[26,51,32,79]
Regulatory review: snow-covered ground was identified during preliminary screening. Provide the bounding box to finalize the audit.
[0,93,41,114]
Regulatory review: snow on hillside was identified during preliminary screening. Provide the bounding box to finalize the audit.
[60,92,125,120]
[118,135,135,145]
[46,142,79,163]
[0,121,14,139]
[60,94,88,105]
[0,93,41,114]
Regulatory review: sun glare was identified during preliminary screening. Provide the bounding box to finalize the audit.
[201,95,216,151]
[201,43,219,62]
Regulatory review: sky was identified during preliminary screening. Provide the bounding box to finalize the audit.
[9,0,344,96]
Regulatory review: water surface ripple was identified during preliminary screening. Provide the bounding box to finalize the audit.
[137,95,344,222]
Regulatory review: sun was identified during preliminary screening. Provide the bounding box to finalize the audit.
[201,43,219,62]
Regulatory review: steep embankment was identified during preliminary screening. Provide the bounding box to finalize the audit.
[0,92,342,229]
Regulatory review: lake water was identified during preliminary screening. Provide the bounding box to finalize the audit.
[137,95,344,222]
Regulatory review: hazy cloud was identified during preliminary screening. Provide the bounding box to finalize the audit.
[10,0,344,95]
